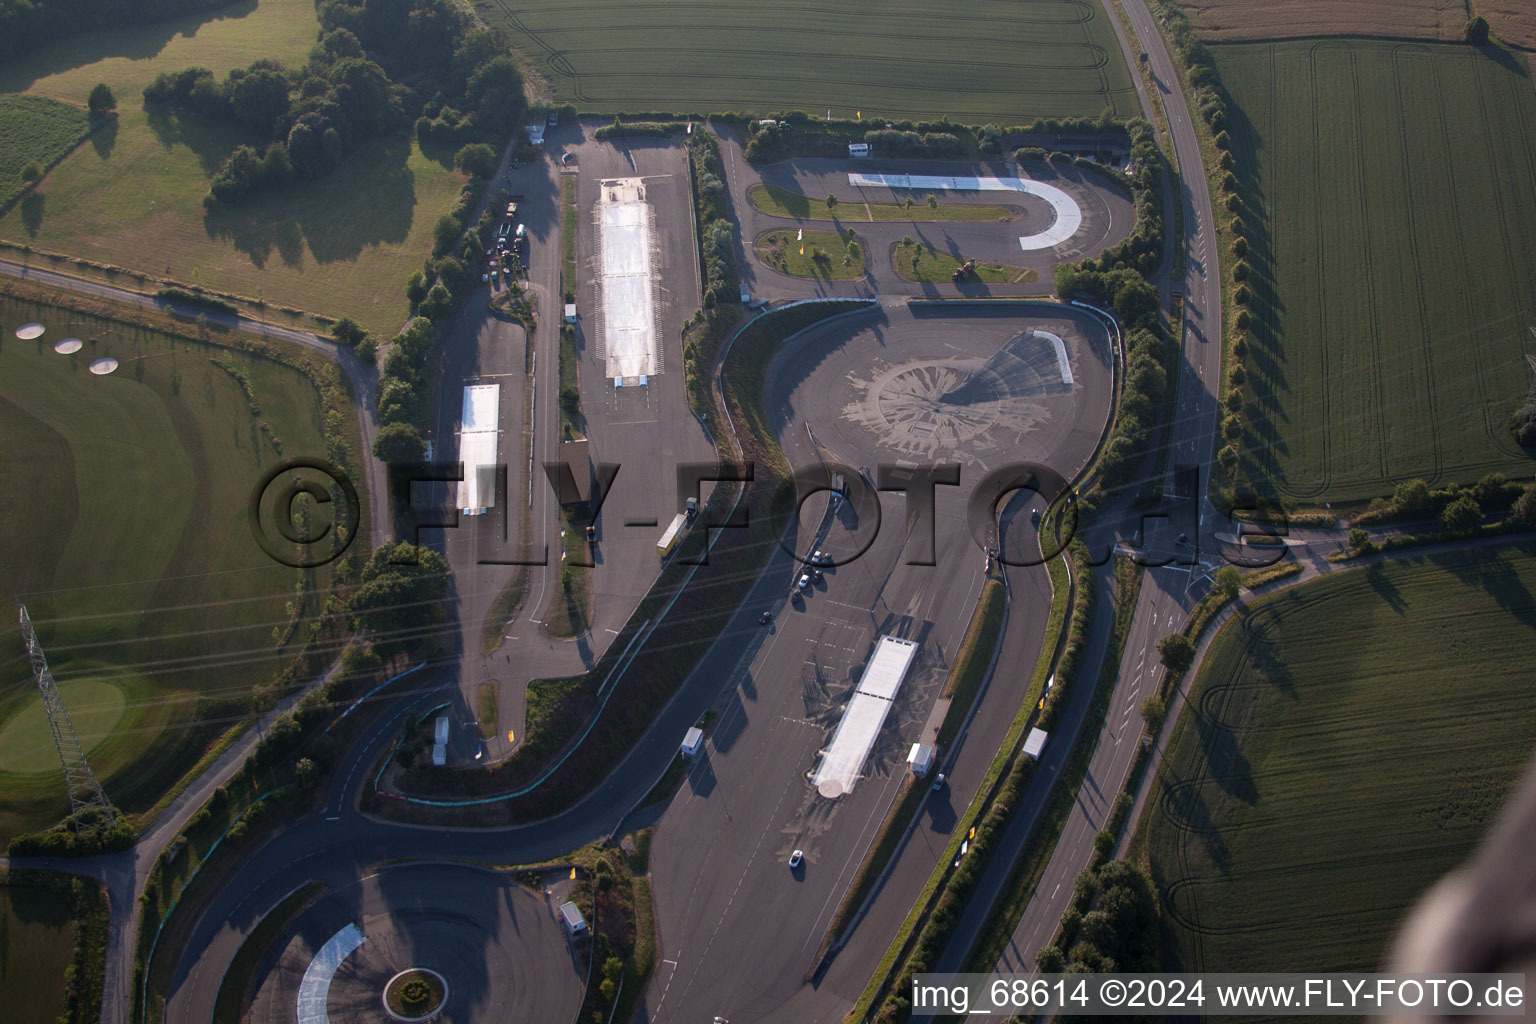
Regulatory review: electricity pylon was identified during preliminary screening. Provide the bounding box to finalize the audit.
[17,604,117,834]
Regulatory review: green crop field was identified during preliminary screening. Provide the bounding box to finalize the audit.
[1217,41,1536,503]
[0,881,77,1023]
[0,288,361,839]
[0,0,465,339]
[478,0,1138,121]
[0,94,91,206]
[1141,546,1536,978]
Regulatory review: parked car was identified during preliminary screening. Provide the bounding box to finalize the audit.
[759,610,772,625]
[932,772,946,791]
[797,573,811,591]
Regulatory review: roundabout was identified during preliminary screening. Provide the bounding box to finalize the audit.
[241,863,582,1024]
[382,968,448,1022]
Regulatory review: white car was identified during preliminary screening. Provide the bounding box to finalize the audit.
[797,573,811,591]
[788,849,803,869]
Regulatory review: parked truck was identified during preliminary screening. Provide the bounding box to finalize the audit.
[657,512,688,557]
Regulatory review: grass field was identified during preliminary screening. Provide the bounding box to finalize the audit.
[0,882,76,1024]
[1218,41,1536,502]
[890,239,1038,286]
[1173,0,1536,50]
[0,94,91,206]
[1173,0,1467,43]
[754,228,865,280]
[0,0,465,339]
[747,184,1015,224]
[477,0,1138,121]
[1141,546,1536,977]
[0,287,356,839]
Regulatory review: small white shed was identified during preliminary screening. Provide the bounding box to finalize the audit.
[680,726,704,759]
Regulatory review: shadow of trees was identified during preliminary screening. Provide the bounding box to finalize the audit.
[201,137,418,268]
[0,0,259,95]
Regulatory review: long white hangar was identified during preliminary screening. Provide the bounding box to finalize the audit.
[812,635,921,799]
[456,383,501,516]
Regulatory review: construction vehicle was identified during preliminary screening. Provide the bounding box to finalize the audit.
[952,259,976,282]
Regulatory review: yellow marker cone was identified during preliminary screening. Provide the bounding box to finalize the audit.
[570,867,577,880]
[507,729,516,743]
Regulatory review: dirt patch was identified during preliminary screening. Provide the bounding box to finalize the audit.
[1174,0,1467,43]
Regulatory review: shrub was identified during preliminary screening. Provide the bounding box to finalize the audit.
[1510,483,1536,527]
[1441,494,1482,535]
[1393,477,1433,517]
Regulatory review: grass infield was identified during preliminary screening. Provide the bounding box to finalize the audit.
[754,228,865,280]
[891,240,1038,286]
[747,184,1015,224]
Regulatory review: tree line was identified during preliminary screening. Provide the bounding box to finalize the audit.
[1052,119,1174,499]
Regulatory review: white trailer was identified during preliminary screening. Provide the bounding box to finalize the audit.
[657,512,688,557]
[681,726,704,759]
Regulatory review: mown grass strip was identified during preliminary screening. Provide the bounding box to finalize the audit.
[748,183,1014,223]
[561,173,578,303]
